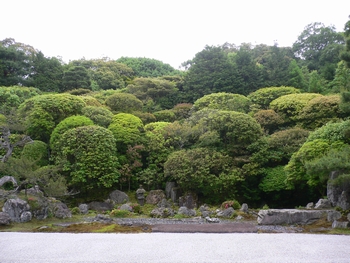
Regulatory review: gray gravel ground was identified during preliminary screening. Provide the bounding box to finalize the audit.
[1,232,350,263]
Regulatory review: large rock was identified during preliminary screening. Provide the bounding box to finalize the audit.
[165,182,176,199]
[50,201,72,219]
[327,210,342,222]
[179,193,197,209]
[217,207,235,218]
[78,204,89,214]
[0,212,11,225]
[150,207,175,218]
[119,204,133,212]
[2,198,31,223]
[240,203,249,213]
[314,199,332,209]
[332,220,350,229]
[257,209,330,225]
[327,171,350,210]
[109,190,129,204]
[88,201,113,212]
[178,206,196,217]
[146,190,166,205]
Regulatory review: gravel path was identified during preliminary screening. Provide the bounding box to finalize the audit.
[1,232,350,263]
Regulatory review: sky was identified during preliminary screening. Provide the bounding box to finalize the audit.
[1,0,350,69]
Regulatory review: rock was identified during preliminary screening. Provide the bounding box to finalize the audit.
[0,212,11,225]
[257,209,330,225]
[146,190,166,205]
[327,171,350,210]
[170,187,181,204]
[348,213,350,221]
[306,202,314,209]
[205,217,220,223]
[327,210,342,222]
[50,202,72,219]
[109,190,129,204]
[199,204,211,218]
[93,214,113,223]
[314,199,332,209]
[179,193,197,209]
[88,201,113,212]
[217,207,235,218]
[2,198,31,223]
[165,182,176,199]
[240,203,248,213]
[150,207,175,218]
[332,220,350,229]
[178,206,196,217]
[30,197,49,220]
[120,204,133,212]
[157,199,171,208]
[79,204,89,214]
[236,215,243,220]
[20,211,32,222]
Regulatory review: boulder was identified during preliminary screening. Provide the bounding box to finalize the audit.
[146,190,166,205]
[150,207,175,218]
[327,171,350,210]
[240,203,249,213]
[88,201,113,212]
[217,207,235,218]
[348,213,350,222]
[157,199,172,208]
[165,182,176,199]
[2,198,31,223]
[179,193,197,209]
[257,209,330,225]
[30,197,49,220]
[178,206,196,217]
[20,211,32,222]
[332,220,350,229]
[314,199,332,209]
[199,204,211,218]
[306,202,314,209]
[50,202,72,219]
[0,212,11,225]
[109,190,129,204]
[78,204,89,214]
[170,187,181,204]
[327,210,342,222]
[120,204,133,212]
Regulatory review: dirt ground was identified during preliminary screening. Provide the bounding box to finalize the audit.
[151,222,258,233]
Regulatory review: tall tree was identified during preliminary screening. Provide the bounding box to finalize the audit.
[292,22,344,80]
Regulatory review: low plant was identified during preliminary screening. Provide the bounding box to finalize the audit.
[110,209,130,218]
[221,200,241,210]
[71,207,80,215]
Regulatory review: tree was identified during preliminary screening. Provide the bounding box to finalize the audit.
[253,109,284,134]
[126,77,178,110]
[50,115,94,149]
[53,125,120,192]
[187,109,263,156]
[340,17,350,68]
[192,92,251,113]
[61,66,91,91]
[164,148,242,202]
[31,51,63,92]
[116,57,182,77]
[105,93,143,113]
[288,59,307,90]
[19,93,86,142]
[247,86,301,110]
[329,61,350,93]
[81,106,114,128]
[269,93,322,126]
[182,46,239,102]
[293,22,344,79]
[0,38,36,86]
[108,113,144,153]
[297,95,343,129]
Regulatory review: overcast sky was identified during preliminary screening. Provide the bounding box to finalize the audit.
[1,0,349,69]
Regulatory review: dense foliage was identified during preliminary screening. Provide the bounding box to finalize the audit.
[1,17,350,207]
